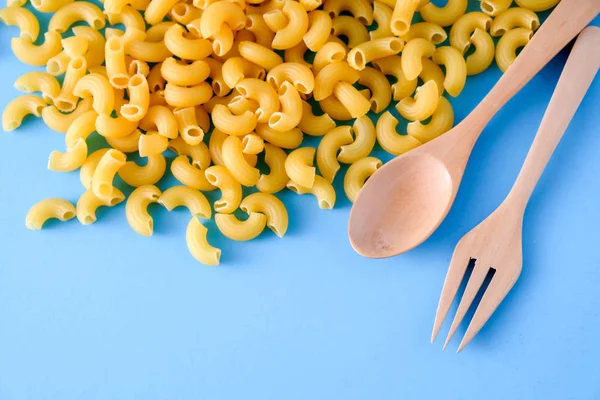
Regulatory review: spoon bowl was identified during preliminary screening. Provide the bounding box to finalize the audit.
[349,136,460,258]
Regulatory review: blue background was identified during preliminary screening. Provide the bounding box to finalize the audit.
[0,6,599,400]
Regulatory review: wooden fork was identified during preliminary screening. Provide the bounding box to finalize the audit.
[431,26,600,353]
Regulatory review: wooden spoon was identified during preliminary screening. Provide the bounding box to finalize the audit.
[348,0,600,258]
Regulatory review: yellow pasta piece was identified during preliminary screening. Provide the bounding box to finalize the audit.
[140,105,178,139]
[396,80,439,122]
[211,104,257,136]
[47,138,88,172]
[168,137,212,169]
[284,147,315,188]
[25,198,76,230]
[65,110,98,147]
[235,78,279,123]
[72,73,115,116]
[2,95,46,132]
[401,38,436,81]
[391,0,420,37]
[144,0,180,25]
[31,0,74,13]
[0,6,39,41]
[126,25,174,63]
[173,106,204,146]
[169,2,203,25]
[331,15,369,48]
[76,188,125,225]
[266,62,315,95]
[344,157,382,203]
[466,28,495,75]
[171,155,215,191]
[51,56,86,113]
[371,1,393,40]
[304,10,332,51]
[256,123,303,149]
[298,100,336,137]
[148,62,166,93]
[106,129,143,153]
[73,26,105,69]
[164,24,213,60]
[317,126,353,182]
[267,0,308,50]
[80,148,109,189]
[42,98,93,134]
[407,96,454,143]
[120,74,150,122]
[241,133,264,155]
[311,41,346,74]
[314,61,359,101]
[106,36,134,89]
[215,212,267,241]
[162,82,213,108]
[490,8,540,37]
[299,0,322,11]
[324,0,372,25]
[238,41,284,71]
[106,5,146,29]
[338,116,377,164]
[91,149,126,202]
[286,175,335,209]
[11,31,61,66]
[372,55,418,101]
[221,135,260,186]
[319,89,369,121]
[480,0,512,16]
[432,46,467,97]
[420,0,468,27]
[401,22,448,45]
[204,165,242,213]
[96,113,139,138]
[246,13,276,48]
[514,0,559,12]
[158,186,211,219]
[48,2,105,33]
[376,111,422,156]
[222,57,266,89]
[118,154,167,187]
[285,41,311,68]
[450,12,492,55]
[186,217,221,266]
[125,185,161,236]
[228,95,260,115]
[495,28,533,72]
[332,81,370,118]
[348,37,404,71]
[139,132,168,157]
[257,143,288,194]
[240,193,288,237]
[198,0,245,39]
[14,72,59,105]
[268,82,302,132]
[358,67,391,113]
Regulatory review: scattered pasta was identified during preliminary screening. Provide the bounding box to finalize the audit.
[1,0,554,265]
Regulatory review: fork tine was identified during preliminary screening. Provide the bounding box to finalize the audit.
[431,251,472,344]
[456,271,517,353]
[443,260,491,350]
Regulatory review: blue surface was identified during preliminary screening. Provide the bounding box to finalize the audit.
[1,10,600,400]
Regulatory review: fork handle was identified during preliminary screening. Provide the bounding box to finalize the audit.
[467,0,600,131]
[506,26,600,210]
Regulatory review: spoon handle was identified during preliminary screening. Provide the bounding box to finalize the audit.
[506,26,600,210]
[468,0,600,129]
